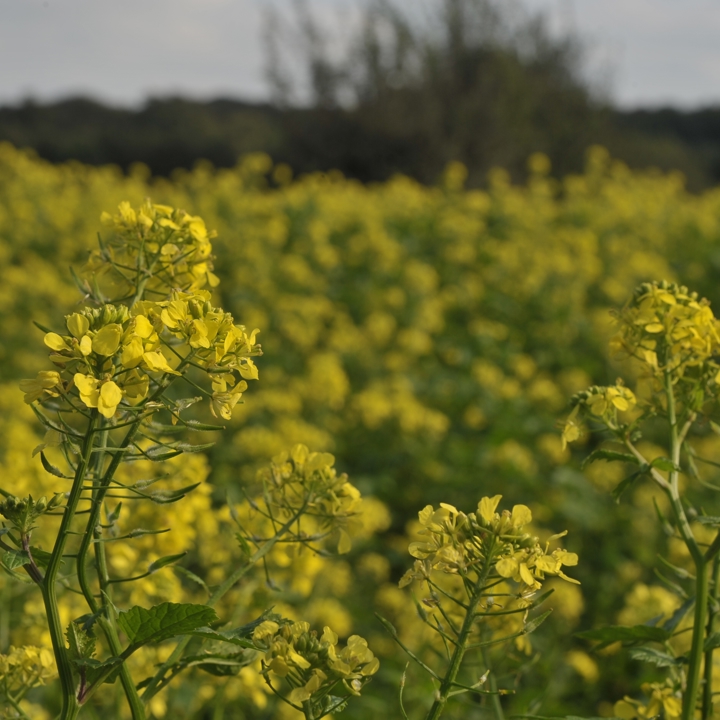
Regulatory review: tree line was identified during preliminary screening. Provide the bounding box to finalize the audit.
[1,0,718,190]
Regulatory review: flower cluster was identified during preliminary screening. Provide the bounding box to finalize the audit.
[611,280,720,381]
[561,383,637,449]
[88,200,220,301]
[400,495,578,591]
[253,619,379,710]
[614,681,681,720]
[20,291,260,421]
[253,444,363,554]
[0,645,56,696]
[0,493,64,535]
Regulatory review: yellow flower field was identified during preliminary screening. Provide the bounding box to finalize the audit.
[3,141,720,717]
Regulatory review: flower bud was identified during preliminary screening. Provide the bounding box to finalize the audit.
[48,492,65,510]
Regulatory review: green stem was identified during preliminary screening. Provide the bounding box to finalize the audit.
[702,554,720,719]
[74,419,146,718]
[5,691,32,720]
[424,542,496,720]
[42,411,98,720]
[664,372,706,720]
[140,506,309,703]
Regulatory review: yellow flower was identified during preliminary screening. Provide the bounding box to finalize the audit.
[478,495,502,525]
[74,373,99,408]
[44,332,70,352]
[121,336,144,368]
[92,324,122,356]
[67,313,89,339]
[142,351,180,375]
[19,371,62,403]
[97,381,123,418]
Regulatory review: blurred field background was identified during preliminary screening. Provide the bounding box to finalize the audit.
[3,0,720,718]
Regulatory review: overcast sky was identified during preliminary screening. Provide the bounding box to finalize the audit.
[1,0,719,110]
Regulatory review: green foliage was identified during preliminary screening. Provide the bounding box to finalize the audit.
[117,603,219,649]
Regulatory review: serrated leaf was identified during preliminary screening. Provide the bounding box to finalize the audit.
[629,646,681,667]
[576,624,671,648]
[148,553,187,574]
[581,449,639,470]
[523,609,552,634]
[66,621,96,661]
[2,549,30,570]
[40,451,71,478]
[117,602,218,649]
[650,457,681,472]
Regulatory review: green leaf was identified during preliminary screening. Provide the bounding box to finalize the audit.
[696,517,720,526]
[40,451,71,478]
[528,589,554,610]
[612,470,645,503]
[107,503,122,523]
[2,549,30,570]
[148,553,187,574]
[576,624,671,648]
[650,457,681,472]
[66,621,96,662]
[32,320,55,334]
[0,546,51,571]
[85,657,124,686]
[629,646,682,667]
[187,651,255,676]
[704,632,720,651]
[581,450,639,470]
[187,627,256,648]
[72,657,115,669]
[523,609,552,635]
[117,602,219,649]
[28,546,53,569]
[663,598,694,633]
[174,565,209,594]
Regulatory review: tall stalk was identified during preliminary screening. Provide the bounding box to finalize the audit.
[41,412,98,720]
[702,554,720,719]
[664,373,707,720]
[425,540,495,720]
